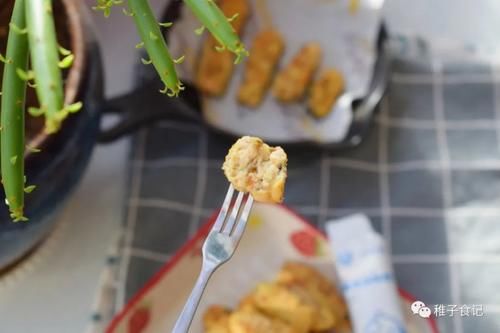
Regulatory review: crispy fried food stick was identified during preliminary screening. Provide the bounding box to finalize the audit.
[308,68,345,118]
[272,42,322,103]
[237,29,285,107]
[196,0,250,96]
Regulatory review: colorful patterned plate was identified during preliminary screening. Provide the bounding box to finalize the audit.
[106,204,438,333]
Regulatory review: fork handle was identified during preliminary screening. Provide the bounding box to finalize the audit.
[172,265,214,333]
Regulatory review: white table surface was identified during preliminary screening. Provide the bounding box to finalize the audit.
[0,1,499,332]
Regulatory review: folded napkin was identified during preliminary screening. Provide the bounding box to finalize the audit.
[327,214,406,333]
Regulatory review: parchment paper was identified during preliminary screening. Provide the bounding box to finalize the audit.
[169,0,384,143]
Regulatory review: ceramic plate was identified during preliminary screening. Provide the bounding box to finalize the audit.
[106,204,438,333]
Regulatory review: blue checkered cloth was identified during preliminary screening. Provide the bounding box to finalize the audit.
[113,49,500,333]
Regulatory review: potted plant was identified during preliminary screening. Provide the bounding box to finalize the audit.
[0,0,246,268]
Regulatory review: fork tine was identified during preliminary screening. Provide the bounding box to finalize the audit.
[212,185,235,232]
[222,191,245,235]
[173,188,255,333]
[232,195,254,240]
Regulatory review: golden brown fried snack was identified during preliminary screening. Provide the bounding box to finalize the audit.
[203,305,231,333]
[308,69,345,118]
[219,0,250,35]
[222,136,287,203]
[229,307,297,333]
[196,0,250,96]
[237,294,258,312]
[252,282,316,333]
[272,43,322,103]
[336,317,353,333]
[276,262,349,331]
[238,29,285,107]
[202,262,349,333]
[196,40,234,96]
[277,262,339,297]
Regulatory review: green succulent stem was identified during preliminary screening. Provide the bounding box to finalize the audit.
[1,0,29,221]
[127,0,183,96]
[25,0,65,134]
[183,0,248,63]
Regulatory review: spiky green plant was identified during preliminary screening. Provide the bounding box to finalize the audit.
[0,0,247,221]
[127,0,184,96]
[1,0,29,221]
[25,0,81,134]
[183,0,249,63]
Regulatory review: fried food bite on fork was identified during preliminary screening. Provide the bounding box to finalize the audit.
[222,136,287,203]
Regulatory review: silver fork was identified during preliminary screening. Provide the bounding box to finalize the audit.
[172,185,254,333]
